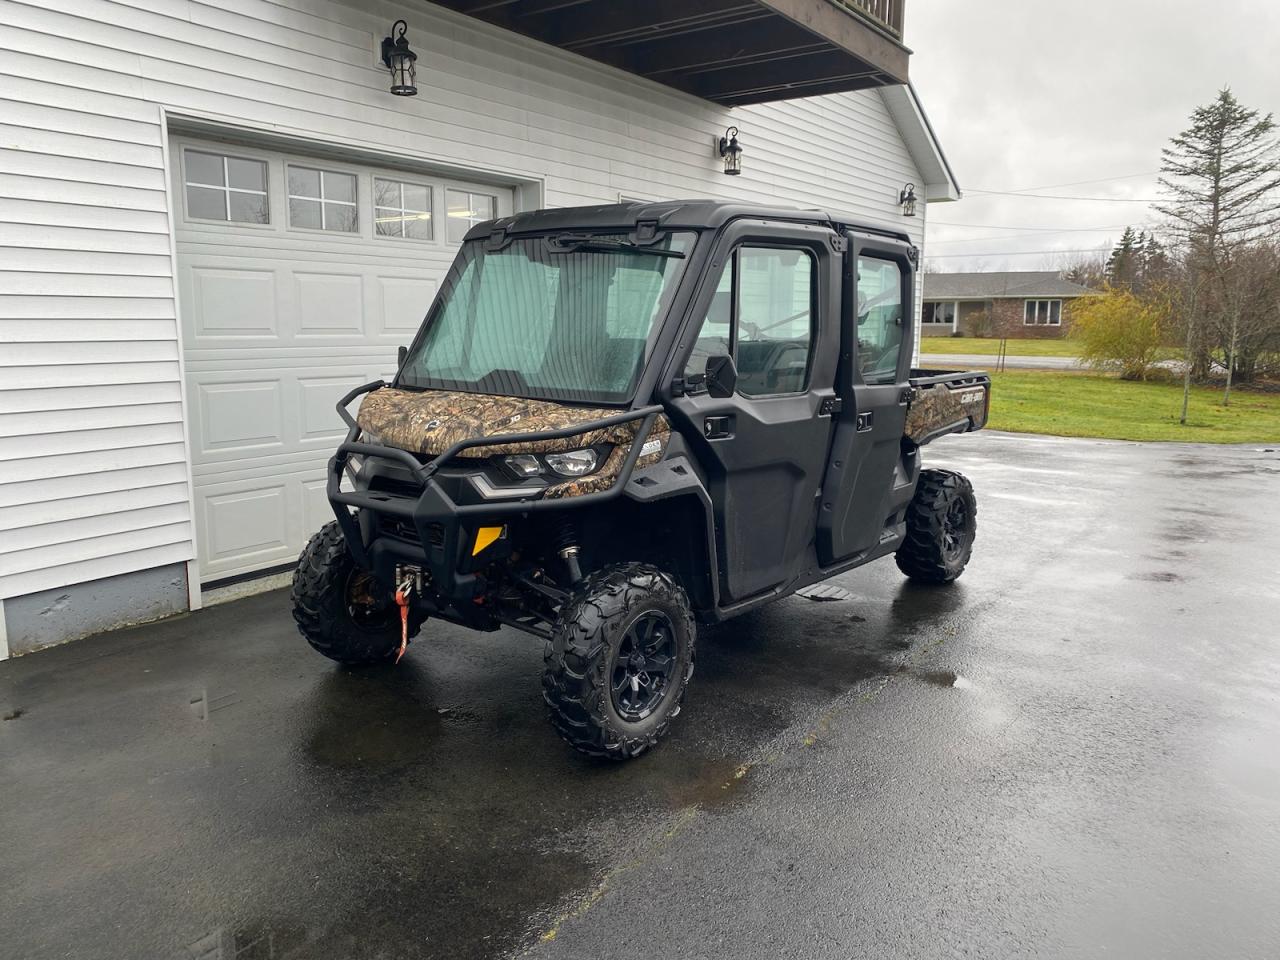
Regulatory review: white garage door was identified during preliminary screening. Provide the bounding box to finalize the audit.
[172,136,515,583]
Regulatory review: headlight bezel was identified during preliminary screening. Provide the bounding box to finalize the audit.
[496,444,607,482]
[543,448,600,477]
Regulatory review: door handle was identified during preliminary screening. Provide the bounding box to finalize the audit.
[856,411,873,432]
[704,415,733,439]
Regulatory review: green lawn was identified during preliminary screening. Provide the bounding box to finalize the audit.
[987,370,1280,443]
[921,336,1081,357]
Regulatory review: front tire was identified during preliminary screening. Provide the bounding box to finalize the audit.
[895,469,977,584]
[291,521,418,665]
[543,563,696,760]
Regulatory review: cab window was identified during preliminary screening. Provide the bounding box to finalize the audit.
[682,246,814,396]
[855,256,904,385]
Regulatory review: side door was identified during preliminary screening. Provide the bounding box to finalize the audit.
[817,238,915,563]
[665,220,842,604]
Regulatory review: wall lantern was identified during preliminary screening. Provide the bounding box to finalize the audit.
[381,19,418,96]
[898,182,918,217]
[718,126,743,176]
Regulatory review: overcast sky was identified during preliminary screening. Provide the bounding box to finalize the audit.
[908,0,1280,271]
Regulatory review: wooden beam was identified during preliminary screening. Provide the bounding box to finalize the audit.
[753,0,909,82]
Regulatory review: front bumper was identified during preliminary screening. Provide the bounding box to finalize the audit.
[326,381,662,613]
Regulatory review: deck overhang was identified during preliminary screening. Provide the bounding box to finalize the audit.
[433,0,910,105]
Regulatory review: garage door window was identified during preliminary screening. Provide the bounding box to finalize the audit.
[183,149,268,224]
[374,178,433,240]
[288,165,357,232]
[446,190,495,242]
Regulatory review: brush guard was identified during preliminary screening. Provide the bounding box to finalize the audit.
[325,381,662,608]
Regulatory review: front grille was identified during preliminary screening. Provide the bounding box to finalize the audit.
[368,475,425,498]
[377,515,444,546]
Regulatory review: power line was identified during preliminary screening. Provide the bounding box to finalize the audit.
[972,171,1159,194]
[965,189,1159,202]
[928,220,1134,233]
[928,231,1121,245]
[925,247,1111,259]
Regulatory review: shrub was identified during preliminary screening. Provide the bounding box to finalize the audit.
[1070,288,1169,380]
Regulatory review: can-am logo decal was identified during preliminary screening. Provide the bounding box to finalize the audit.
[424,419,442,430]
[958,390,984,404]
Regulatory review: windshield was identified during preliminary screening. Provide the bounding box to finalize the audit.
[398,231,697,404]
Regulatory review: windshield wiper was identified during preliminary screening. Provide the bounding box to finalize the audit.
[547,234,685,258]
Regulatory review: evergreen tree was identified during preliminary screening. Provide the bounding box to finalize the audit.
[1106,227,1141,288]
[1141,234,1172,288]
[1158,88,1280,404]
[1159,88,1280,247]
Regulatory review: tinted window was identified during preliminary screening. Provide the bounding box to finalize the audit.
[401,232,695,403]
[682,246,815,396]
[855,256,904,385]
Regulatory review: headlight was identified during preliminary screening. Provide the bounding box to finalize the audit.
[503,454,543,478]
[544,449,599,477]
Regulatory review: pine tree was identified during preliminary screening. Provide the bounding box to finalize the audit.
[1106,227,1140,288]
[1159,88,1280,246]
[1141,234,1172,288]
[1158,88,1280,405]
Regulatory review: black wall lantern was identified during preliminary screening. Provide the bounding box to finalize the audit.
[381,20,418,96]
[718,126,743,176]
[898,183,918,217]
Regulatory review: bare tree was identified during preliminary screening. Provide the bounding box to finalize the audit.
[1057,250,1109,289]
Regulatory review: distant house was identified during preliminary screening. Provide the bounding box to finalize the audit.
[922,271,1099,338]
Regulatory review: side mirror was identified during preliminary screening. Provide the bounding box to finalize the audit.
[397,345,408,368]
[705,354,737,399]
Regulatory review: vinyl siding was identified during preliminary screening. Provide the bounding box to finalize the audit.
[0,0,927,602]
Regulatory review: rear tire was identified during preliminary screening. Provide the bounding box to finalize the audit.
[895,469,977,584]
[543,563,696,760]
[292,521,419,665]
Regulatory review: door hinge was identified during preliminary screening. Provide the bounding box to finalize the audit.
[819,396,843,416]
[830,233,848,253]
[900,386,917,404]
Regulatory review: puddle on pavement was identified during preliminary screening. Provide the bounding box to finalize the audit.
[661,756,756,812]
[302,665,445,769]
[183,920,310,960]
[1127,571,1184,583]
[899,666,974,690]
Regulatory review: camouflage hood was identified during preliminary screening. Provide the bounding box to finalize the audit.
[355,386,670,459]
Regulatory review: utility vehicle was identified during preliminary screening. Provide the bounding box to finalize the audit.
[292,201,989,759]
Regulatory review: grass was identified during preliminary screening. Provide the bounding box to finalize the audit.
[921,336,1081,357]
[986,370,1280,443]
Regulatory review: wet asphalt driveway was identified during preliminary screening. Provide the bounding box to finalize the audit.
[3,432,1279,960]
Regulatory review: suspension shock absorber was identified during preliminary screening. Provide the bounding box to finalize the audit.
[553,518,583,584]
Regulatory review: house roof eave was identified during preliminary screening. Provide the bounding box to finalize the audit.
[879,83,960,202]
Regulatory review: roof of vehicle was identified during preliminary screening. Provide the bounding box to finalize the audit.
[469,200,913,245]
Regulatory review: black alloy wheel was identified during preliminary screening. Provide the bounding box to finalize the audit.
[610,611,678,721]
[942,496,971,563]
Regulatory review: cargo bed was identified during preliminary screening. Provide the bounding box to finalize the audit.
[904,368,992,445]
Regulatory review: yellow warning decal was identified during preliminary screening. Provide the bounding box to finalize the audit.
[472,526,505,556]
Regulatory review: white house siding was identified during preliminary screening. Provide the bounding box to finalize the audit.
[0,0,927,625]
